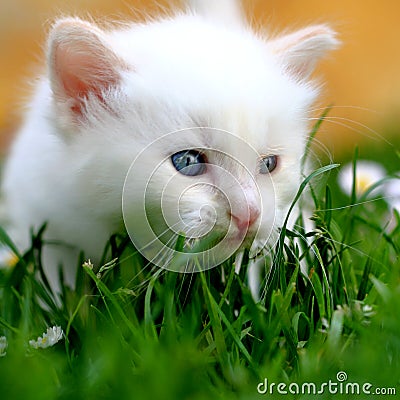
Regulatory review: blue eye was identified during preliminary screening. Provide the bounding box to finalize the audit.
[171,150,207,176]
[259,155,278,174]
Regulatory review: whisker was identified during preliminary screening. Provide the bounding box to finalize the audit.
[323,116,390,142]
[322,235,391,269]
[289,224,321,260]
[309,105,380,115]
[306,139,333,163]
[307,116,393,146]
[125,229,183,294]
[317,196,389,212]
[97,245,158,293]
[177,268,196,307]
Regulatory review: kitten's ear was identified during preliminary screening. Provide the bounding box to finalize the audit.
[269,25,339,79]
[48,18,126,117]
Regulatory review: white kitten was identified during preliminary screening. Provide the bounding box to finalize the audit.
[1,1,338,291]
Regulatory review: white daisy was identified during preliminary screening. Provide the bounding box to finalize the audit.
[29,326,64,349]
[338,161,386,197]
[0,248,19,269]
[384,174,400,211]
[82,259,94,270]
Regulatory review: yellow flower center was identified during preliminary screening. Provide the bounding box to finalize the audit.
[5,253,19,268]
[356,175,373,194]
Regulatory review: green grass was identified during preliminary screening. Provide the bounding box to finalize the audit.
[0,134,399,399]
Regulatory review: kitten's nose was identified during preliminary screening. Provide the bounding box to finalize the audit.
[229,207,260,233]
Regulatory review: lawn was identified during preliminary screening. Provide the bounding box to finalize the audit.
[0,118,399,399]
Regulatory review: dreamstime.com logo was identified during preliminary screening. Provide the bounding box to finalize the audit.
[257,371,397,396]
[122,128,277,273]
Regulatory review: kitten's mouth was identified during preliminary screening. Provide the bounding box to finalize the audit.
[183,222,257,250]
[226,227,258,249]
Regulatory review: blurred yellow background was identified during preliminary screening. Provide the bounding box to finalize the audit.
[1,0,399,154]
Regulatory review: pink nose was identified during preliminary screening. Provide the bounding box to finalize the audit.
[229,207,260,233]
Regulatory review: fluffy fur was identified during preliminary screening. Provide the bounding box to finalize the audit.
[1,0,338,291]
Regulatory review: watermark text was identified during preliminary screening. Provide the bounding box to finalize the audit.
[257,371,396,396]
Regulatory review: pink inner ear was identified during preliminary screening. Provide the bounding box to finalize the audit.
[53,38,121,116]
[269,25,339,79]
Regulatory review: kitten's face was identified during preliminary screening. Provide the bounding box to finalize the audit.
[121,78,311,271]
[47,14,338,271]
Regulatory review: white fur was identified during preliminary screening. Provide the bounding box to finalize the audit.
[1,1,338,291]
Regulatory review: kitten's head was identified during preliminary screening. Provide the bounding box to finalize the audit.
[46,2,338,271]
